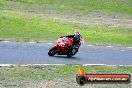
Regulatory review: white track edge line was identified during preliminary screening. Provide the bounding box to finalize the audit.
[106,46,113,47]
[0,64,132,67]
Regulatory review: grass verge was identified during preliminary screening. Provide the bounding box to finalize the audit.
[0,0,132,46]
[2,0,132,15]
[0,65,132,88]
[0,10,132,46]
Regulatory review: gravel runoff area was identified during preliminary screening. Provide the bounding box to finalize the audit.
[0,78,132,88]
[25,79,132,88]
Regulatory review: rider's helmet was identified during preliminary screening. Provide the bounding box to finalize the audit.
[74,31,80,38]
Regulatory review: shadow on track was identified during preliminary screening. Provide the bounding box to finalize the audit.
[50,55,77,59]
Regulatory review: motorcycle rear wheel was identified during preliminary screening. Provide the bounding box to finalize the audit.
[48,46,56,56]
[67,51,73,57]
[67,54,72,57]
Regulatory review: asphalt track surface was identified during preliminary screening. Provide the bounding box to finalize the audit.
[0,41,132,65]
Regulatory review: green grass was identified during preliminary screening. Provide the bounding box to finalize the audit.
[0,0,132,19]
[0,65,132,81]
[3,0,132,15]
[0,0,132,45]
[0,10,75,41]
[0,65,77,81]
[0,10,132,45]
[0,65,132,85]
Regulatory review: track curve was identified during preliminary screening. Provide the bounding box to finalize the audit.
[0,42,132,65]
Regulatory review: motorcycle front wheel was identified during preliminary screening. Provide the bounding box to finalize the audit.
[48,46,56,56]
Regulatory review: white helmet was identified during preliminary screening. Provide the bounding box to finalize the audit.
[74,31,80,38]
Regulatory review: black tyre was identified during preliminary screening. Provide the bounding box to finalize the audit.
[67,48,76,57]
[67,53,72,57]
[67,47,78,57]
[48,46,56,56]
[72,48,78,55]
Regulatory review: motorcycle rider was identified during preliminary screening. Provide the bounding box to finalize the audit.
[60,31,83,55]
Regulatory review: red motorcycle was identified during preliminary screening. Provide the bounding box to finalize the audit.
[48,37,84,57]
